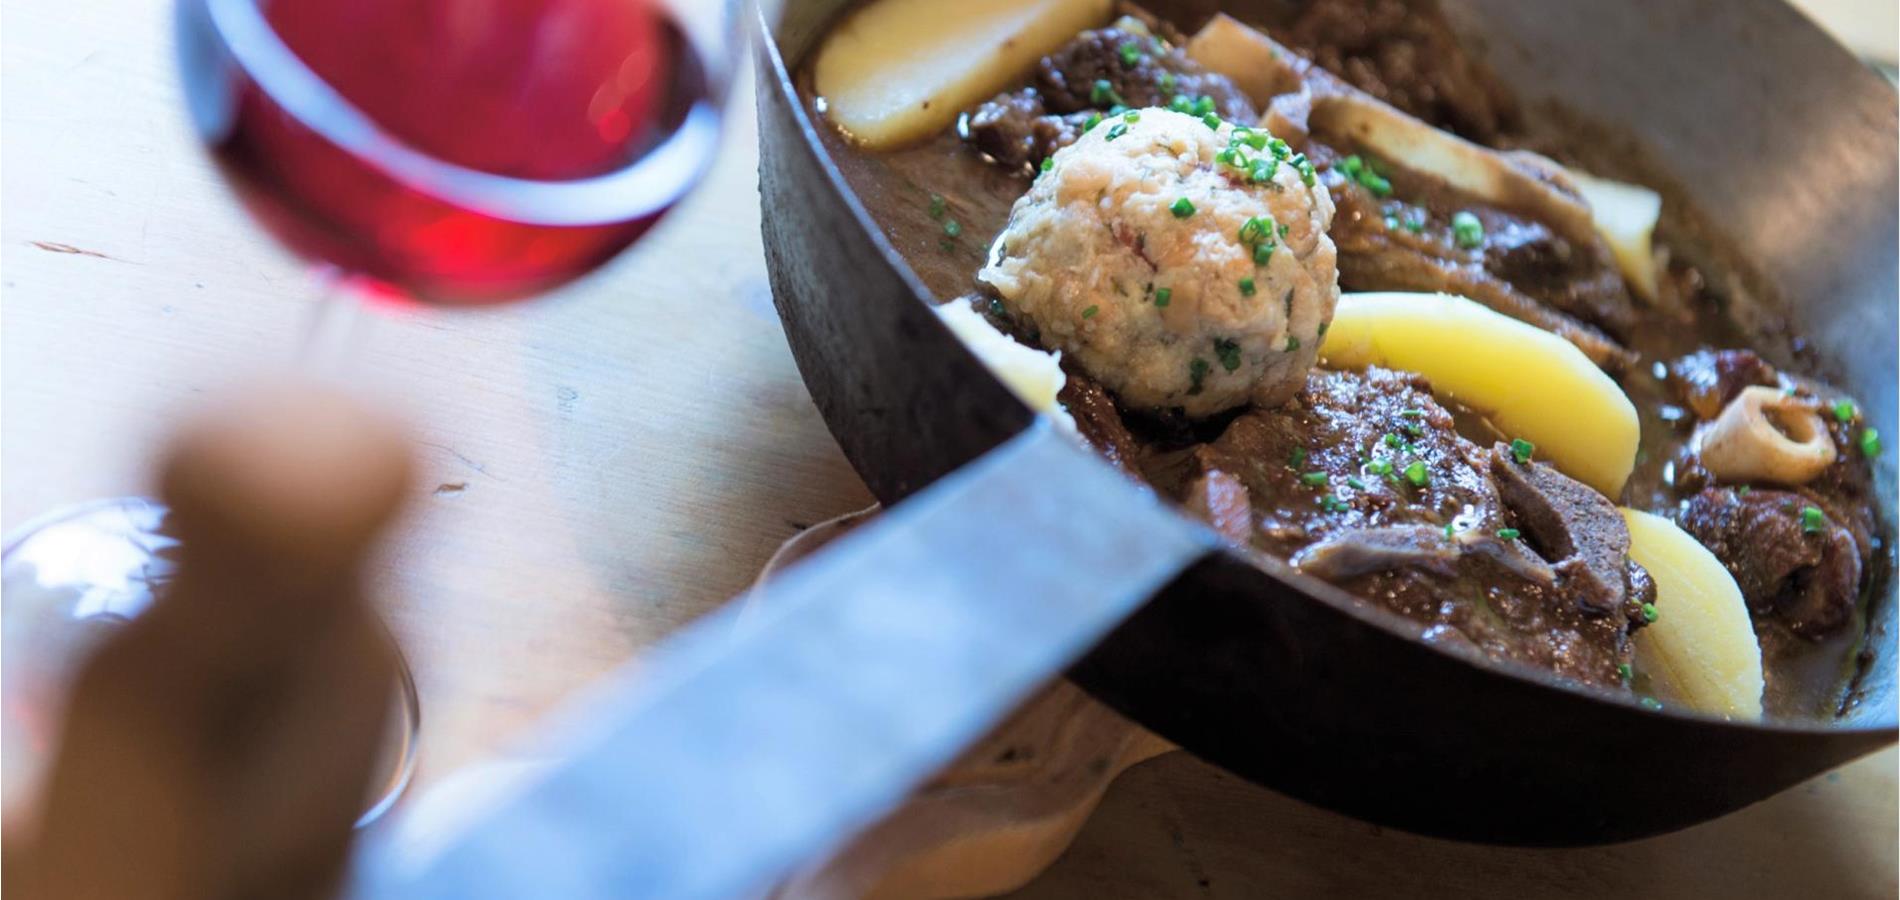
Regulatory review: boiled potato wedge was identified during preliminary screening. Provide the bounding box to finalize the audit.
[1623,509,1764,720]
[812,0,1111,149]
[936,301,1074,429]
[1319,291,1639,496]
[1569,170,1663,302]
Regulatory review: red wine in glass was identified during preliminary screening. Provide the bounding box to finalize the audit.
[176,0,727,305]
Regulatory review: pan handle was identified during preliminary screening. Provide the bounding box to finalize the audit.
[353,421,1217,900]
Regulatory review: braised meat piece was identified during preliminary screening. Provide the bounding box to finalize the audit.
[964,23,1257,172]
[1162,366,1647,687]
[1270,0,1516,143]
[1058,368,1144,478]
[1666,349,1779,420]
[1678,488,1863,639]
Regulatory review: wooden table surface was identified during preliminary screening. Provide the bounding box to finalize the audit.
[2,2,1894,896]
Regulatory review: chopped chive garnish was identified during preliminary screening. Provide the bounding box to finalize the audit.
[1400,408,1425,419]
[928,194,946,220]
[1238,277,1256,297]
[1170,197,1196,218]
[1366,459,1392,476]
[1201,112,1222,130]
[1833,400,1857,422]
[1290,446,1307,467]
[1168,94,1194,113]
[1249,159,1274,183]
[1214,337,1242,373]
[1317,321,1328,337]
[1285,335,1301,351]
[1640,602,1659,623]
[1404,461,1430,487]
[1253,241,1276,264]
[1320,495,1348,513]
[1617,663,1633,682]
[1801,505,1826,534]
[1383,433,1402,449]
[1346,476,1367,490]
[1188,357,1209,395]
[1154,287,1172,307]
[1861,428,1881,457]
[1191,95,1215,116]
[1090,79,1123,107]
[1084,112,1103,132]
[1452,210,1485,249]
[1291,153,1316,186]
[1640,697,1663,711]
[1158,71,1176,92]
[1497,527,1521,540]
[1216,148,1236,165]
[1082,305,1099,319]
[1301,471,1328,487]
[1118,41,1142,66]
[1124,110,1141,123]
[1040,157,1054,173]
[1105,122,1128,141]
[1510,438,1535,464]
[943,220,962,238]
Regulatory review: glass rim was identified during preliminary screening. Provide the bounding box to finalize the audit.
[195,0,727,228]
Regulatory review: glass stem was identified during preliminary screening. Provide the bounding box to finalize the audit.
[296,269,367,378]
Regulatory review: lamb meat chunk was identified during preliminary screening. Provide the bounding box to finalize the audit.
[964,90,1090,172]
[1269,0,1517,144]
[1182,450,1254,545]
[1488,445,1644,616]
[1666,349,1779,421]
[1679,487,1863,639]
[1059,368,1145,478]
[1034,25,1255,120]
[1156,366,1641,688]
[963,23,1256,172]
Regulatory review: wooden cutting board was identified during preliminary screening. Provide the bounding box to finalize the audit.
[1,0,1892,893]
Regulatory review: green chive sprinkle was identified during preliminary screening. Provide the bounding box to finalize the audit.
[1641,602,1659,623]
[1346,476,1367,490]
[1170,197,1196,218]
[1383,433,1403,449]
[1239,277,1256,296]
[1040,157,1054,173]
[1404,461,1430,487]
[1511,438,1535,464]
[1317,321,1328,337]
[1214,337,1241,373]
[1119,42,1141,66]
[1253,242,1275,264]
[1105,122,1128,141]
[1188,357,1209,395]
[1640,697,1663,711]
[1154,287,1172,308]
[1082,305,1099,319]
[1290,446,1307,467]
[1216,148,1236,165]
[943,220,962,238]
[1400,408,1425,419]
[1861,428,1881,457]
[1452,210,1484,249]
[1168,94,1193,113]
[1201,112,1222,130]
[1833,400,1857,422]
[1366,459,1393,476]
[1090,79,1122,107]
[928,194,946,220]
[1801,505,1826,534]
[1085,112,1103,132]
[1158,72,1176,93]
[1285,335,1301,351]
[1617,663,1633,682]
[1497,528,1521,540]
[1301,471,1328,487]
[1191,95,1215,116]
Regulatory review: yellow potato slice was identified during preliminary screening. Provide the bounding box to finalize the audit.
[1569,169,1663,302]
[812,0,1112,150]
[1319,291,1638,496]
[1623,509,1764,720]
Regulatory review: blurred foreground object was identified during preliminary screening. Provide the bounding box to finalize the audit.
[6,383,414,900]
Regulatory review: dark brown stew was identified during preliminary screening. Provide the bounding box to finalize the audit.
[799,0,1891,718]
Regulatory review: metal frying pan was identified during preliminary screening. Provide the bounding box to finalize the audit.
[755,0,1898,844]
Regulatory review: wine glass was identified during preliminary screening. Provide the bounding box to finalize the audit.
[2,0,745,827]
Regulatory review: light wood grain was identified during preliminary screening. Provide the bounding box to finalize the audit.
[1,1,1893,896]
